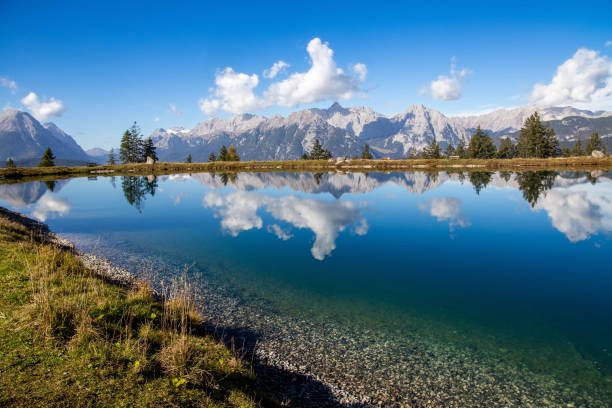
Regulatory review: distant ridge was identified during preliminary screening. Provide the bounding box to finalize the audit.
[150,103,612,161]
[0,109,93,165]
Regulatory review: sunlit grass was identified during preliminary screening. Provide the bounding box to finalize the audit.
[1,155,611,183]
[0,210,275,407]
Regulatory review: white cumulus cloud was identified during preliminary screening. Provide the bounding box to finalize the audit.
[199,68,262,114]
[263,60,290,79]
[199,38,367,115]
[606,40,612,47]
[427,59,471,101]
[0,77,18,94]
[352,63,367,81]
[21,92,65,121]
[530,48,612,109]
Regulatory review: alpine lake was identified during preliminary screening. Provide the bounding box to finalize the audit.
[1,170,611,407]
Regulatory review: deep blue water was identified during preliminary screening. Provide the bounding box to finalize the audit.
[1,171,611,404]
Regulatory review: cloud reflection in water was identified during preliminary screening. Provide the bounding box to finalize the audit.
[203,191,368,260]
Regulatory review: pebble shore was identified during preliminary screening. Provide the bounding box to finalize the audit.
[55,231,610,408]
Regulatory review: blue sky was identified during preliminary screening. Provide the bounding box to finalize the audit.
[1,0,611,149]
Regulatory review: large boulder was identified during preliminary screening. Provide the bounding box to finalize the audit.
[591,150,605,158]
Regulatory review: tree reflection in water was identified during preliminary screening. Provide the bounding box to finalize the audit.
[469,172,493,195]
[121,176,158,212]
[516,171,557,207]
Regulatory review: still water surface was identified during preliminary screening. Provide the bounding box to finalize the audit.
[1,171,611,406]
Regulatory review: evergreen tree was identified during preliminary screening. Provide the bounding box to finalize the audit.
[228,144,240,161]
[108,148,116,165]
[119,130,132,163]
[38,147,55,167]
[561,146,572,157]
[585,131,606,155]
[218,145,229,161]
[186,154,192,163]
[309,139,332,159]
[142,137,158,162]
[407,147,418,159]
[361,143,373,159]
[208,152,216,162]
[422,139,441,159]
[571,139,584,156]
[497,138,516,159]
[119,122,145,163]
[516,113,559,158]
[444,144,456,157]
[129,122,145,162]
[468,126,497,159]
[301,152,310,160]
[455,140,467,159]
[5,158,16,168]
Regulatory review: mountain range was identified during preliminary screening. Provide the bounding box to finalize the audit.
[0,109,91,165]
[1,103,611,165]
[150,103,612,161]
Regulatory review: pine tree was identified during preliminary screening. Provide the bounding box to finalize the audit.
[309,139,332,159]
[108,148,116,165]
[129,122,145,162]
[361,143,373,159]
[301,153,310,160]
[38,147,55,167]
[422,139,441,159]
[208,152,216,162]
[5,158,16,168]
[119,130,132,163]
[218,145,229,161]
[142,137,158,162]
[516,113,559,158]
[455,140,467,158]
[407,147,418,159]
[571,139,584,156]
[444,144,456,158]
[561,146,572,157]
[228,144,240,161]
[585,131,606,155]
[186,154,192,163]
[468,126,497,159]
[497,138,516,159]
[119,122,145,163]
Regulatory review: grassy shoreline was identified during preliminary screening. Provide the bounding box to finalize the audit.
[0,206,278,407]
[1,156,611,181]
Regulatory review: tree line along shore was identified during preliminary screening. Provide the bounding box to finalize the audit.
[1,156,612,181]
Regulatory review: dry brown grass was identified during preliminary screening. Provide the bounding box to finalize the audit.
[1,155,611,183]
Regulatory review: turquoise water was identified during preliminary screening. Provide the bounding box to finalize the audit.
[1,171,611,405]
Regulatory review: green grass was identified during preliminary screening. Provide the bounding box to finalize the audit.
[1,155,611,182]
[0,209,276,408]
